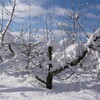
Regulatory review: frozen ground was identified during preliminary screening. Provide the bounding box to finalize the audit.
[0,72,100,100]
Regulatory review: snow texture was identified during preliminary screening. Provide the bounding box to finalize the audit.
[86,28,100,51]
[3,32,15,43]
[0,32,28,74]
[0,73,100,100]
[52,43,87,68]
[59,38,73,51]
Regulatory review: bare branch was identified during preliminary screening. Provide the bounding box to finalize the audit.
[1,0,16,45]
[35,75,46,85]
[76,19,89,39]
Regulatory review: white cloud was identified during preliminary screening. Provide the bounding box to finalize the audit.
[86,13,96,18]
[0,0,46,20]
[15,4,46,17]
[91,4,100,11]
[96,5,100,11]
[48,6,72,17]
[53,7,67,16]
[29,0,47,5]
[0,0,73,22]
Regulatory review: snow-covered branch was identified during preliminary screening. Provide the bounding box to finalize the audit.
[52,50,88,75]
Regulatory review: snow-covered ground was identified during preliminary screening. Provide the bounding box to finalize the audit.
[0,72,100,100]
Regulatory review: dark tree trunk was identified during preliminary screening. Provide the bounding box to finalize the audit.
[48,46,52,61]
[36,46,88,89]
[46,46,53,89]
[46,72,53,89]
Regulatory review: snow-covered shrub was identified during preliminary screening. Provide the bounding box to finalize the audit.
[84,28,100,71]
[0,32,28,73]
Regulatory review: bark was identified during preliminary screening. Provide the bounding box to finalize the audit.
[46,46,53,89]
[46,72,53,89]
[36,46,53,89]
[35,76,46,85]
[35,73,53,89]
[48,46,52,61]
[8,45,15,55]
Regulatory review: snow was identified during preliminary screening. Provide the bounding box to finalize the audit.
[0,44,28,73]
[56,43,87,67]
[11,45,28,69]
[64,43,86,62]
[59,38,73,51]
[86,28,100,51]
[3,32,15,43]
[0,73,100,100]
[47,40,60,52]
[0,29,100,100]
[0,32,28,73]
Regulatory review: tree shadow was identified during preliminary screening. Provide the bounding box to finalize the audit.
[0,79,100,95]
[0,86,48,93]
[48,79,100,94]
[0,85,7,88]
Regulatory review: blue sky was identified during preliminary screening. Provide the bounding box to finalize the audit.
[0,0,100,41]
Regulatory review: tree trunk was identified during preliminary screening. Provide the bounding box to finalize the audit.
[46,72,53,89]
[46,46,53,89]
